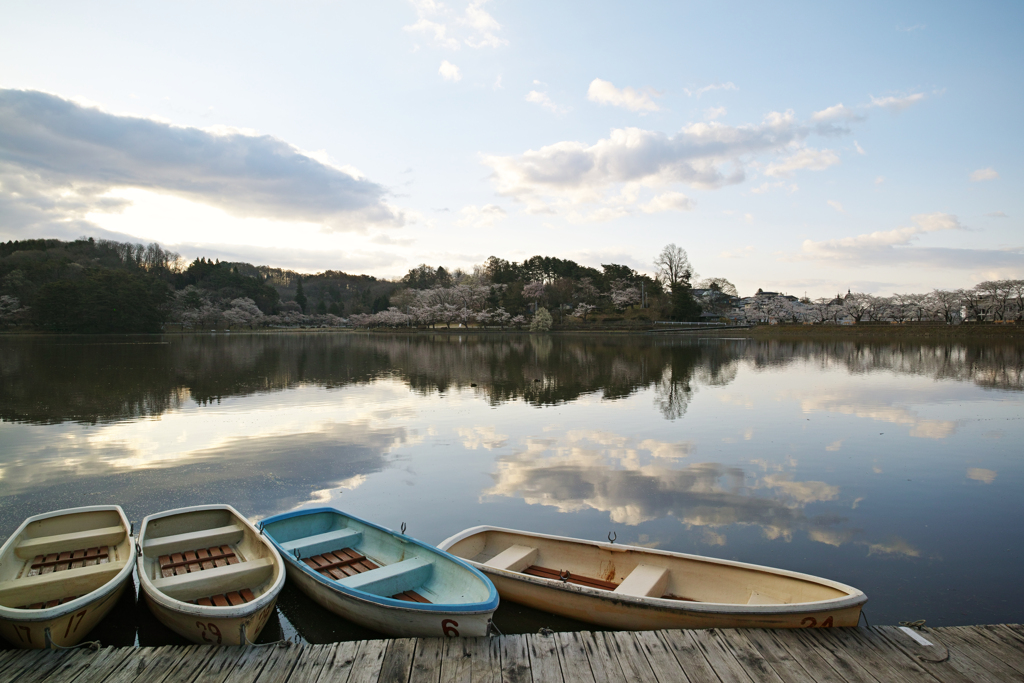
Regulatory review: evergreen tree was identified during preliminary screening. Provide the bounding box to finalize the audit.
[294,277,307,313]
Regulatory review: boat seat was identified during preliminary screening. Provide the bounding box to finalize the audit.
[280,528,361,558]
[28,547,110,576]
[0,560,128,609]
[15,526,125,559]
[151,556,274,603]
[158,545,239,578]
[303,548,379,580]
[337,557,433,597]
[523,565,618,591]
[483,545,538,572]
[194,588,257,607]
[613,564,669,598]
[142,525,244,557]
[392,590,431,604]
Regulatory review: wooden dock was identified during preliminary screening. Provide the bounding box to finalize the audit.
[3,625,1022,682]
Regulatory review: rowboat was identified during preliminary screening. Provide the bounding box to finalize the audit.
[259,507,499,637]
[137,504,284,645]
[0,505,136,649]
[438,526,867,630]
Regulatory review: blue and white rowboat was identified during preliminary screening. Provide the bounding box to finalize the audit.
[259,508,499,637]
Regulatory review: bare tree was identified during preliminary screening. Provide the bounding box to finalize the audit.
[696,277,738,297]
[654,244,695,287]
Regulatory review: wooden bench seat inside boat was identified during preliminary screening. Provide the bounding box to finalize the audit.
[280,529,361,557]
[483,545,538,573]
[158,545,239,577]
[302,548,433,604]
[142,525,244,557]
[337,557,433,598]
[523,565,619,591]
[194,588,257,607]
[0,560,128,608]
[613,564,669,598]
[151,556,274,603]
[28,547,109,576]
[15,525,125,559]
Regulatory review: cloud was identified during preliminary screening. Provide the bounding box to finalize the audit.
[854,141,866,155]
[525,90,569,114]
[875,176,885,185]
[986,211,1007,218]
[704,107,727,121]
[796,211,1024,271]
[827,200,845,213]
[587,79,661,113]
[455,203,507,228]
[811,103,859,122]
[685,82,738,98]
[967,468,996,484]
[439,60,462,81]
[0,89,404,238]
[869,92,926,112]
[764,147,840,178]
[483,110,835,212]
[404,0,507,49]
[970,167,999,182]
[641,191,693,213]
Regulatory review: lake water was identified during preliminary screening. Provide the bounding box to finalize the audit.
[1,332,1022,646]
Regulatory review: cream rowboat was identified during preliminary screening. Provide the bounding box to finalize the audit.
[137,504,284,645]
[0,505,135,649]
[438,526,867,630]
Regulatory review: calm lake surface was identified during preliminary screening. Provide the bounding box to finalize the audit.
[1,331,1022,645]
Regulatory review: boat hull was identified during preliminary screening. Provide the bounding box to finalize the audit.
[283,560,492,637]
[0,505,137,649]
[142,591,278,646]
[0,578,130,649]
[485,570,861,629]
[440,526,866,631]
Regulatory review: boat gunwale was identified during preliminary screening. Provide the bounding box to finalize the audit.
[438,525,867,616]
[0,505,136,623]
[136,504,284,618]
[259,507,499,614]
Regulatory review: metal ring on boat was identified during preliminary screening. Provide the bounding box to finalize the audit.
[401,522,407,534]
[559,569,571,583]
[608,531,616,544]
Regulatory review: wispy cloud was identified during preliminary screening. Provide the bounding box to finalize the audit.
[439,60,462,81]
[587,78,661,113]
[0,89,404,239]
[685,82,738,98]
[455,203,507,228]
[869,92,926,112]
[525,90,569,114]
[827,200,845,213]
[404,0,507,50]
[970,167,999,182]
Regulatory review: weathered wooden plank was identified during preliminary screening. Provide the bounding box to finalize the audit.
[949,626,1024,675]
[498,634,531,683]
[631,631,690,683]
[720,630,823,683]
[603,631,656,683]
[91,646,171,683]
[439,637,472,683]
[578,632,626,683]
[655,630,724,683]
[868,626,976,683]
[0,649,33,677]
[409,638,445,683]
[782,629,894,683]
[990,624,1024,648]
[741,629,847,683]
[287,644,336,683]
[59,646,136,683]
[189,646,248,683]
[931,627,1024,680]
[20,650,80,683]
[686,629,756,683]
[2,649,54,682]
[715,630,786,683]
[378,638,417,683]
[553,632,596,683]
[346,639,389,683]
[254,643,305,683]
[147,645,219,683]
[221,645,278,683]
[526,633,563,683]
[467,635,502,683]
[317,641,363,683]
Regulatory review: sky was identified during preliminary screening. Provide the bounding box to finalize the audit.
[1,0,1021,297]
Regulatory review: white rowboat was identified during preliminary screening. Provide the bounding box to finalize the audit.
[439,526,867,630]
[137,504,284,645]
[0,505,136,649]
[260,508,499,637]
